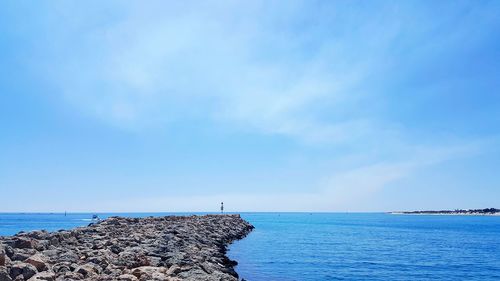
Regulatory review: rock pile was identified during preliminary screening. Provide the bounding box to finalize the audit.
[0,215,254,281]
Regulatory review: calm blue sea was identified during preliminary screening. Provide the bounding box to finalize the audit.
[1,213,499,280]
[231,213,500,281]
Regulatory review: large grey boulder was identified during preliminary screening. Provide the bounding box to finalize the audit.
[0,248,5,267]
[117,273,138,281]
[13,238,33,250]
[9,262,37,280]
[74,263,102,278]
[24,254,49,272]
[0,266,12,281]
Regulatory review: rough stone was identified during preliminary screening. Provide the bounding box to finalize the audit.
[166,265,181,276]
[57,272,83,280]
[131,266,166,278]
[0,215,253,281]
[74,263,100,277]
[50,263,70,274]
[9,262,37,280]
[0,248,5,267]
[26,271,55,281]
[118,274,138,281]
[24,254,49,272]
[13,239,32,250]
[117,251,149,268]
[0,266,12,281]
[10,253,31,263]
[3,248,14,260]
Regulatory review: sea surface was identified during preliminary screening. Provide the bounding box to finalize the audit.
[1,213,499,280]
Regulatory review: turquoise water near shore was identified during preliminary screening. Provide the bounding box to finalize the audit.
[1,213,499,280]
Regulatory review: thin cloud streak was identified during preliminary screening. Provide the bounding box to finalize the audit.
[38,1,396,144]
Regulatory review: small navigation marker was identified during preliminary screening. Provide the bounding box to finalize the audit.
[221,202,224,214]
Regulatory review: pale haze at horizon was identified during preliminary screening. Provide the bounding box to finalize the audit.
[1,1,500,212]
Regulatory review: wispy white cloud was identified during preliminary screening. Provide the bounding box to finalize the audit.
[37,1,398,144]
[316,141,484,210]
[3,1,496,212]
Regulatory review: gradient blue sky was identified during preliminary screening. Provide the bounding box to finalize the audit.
[1,0,499,212]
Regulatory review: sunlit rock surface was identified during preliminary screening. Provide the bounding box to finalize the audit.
[0,215,254,281]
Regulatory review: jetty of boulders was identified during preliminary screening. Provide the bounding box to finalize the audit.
[0,215,254,281]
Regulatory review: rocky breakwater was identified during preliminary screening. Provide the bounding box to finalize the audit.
[0,215,254,281]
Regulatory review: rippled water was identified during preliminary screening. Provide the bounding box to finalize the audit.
[228,213,500,281]
[1,213,499,280]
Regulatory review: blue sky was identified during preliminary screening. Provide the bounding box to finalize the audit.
[1,0,499,212]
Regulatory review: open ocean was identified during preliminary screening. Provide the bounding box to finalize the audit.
[1,212,499,280]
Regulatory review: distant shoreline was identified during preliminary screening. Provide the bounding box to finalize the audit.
[390,212,500,216]
[389,208,500,216]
